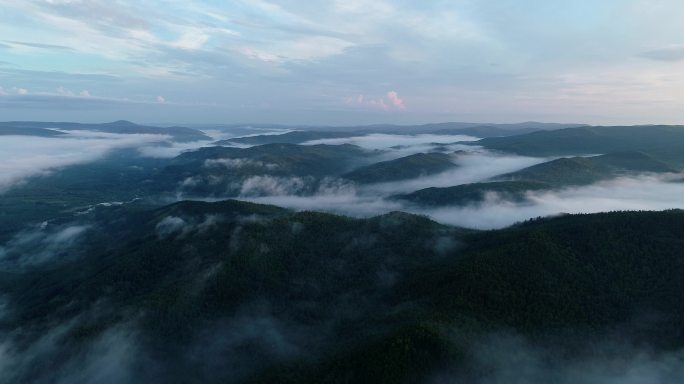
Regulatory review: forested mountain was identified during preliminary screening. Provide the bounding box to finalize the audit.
[217,131,356,145]
[0,120,210,141]
[342,152,456,184]
[155,143,374,196]
[475,125,684,157]
[393,180,550,207]
[3,200,684,383]
[495,151,678,187]
[5,121,684,383]
[393,151,678,207]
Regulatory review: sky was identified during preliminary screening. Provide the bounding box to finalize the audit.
[1,0,684,125]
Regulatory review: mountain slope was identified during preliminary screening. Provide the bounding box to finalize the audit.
[218,131,357,145]
[155,143,374,196]
[0,120,210,141]
[343,152,456,184]
[393,180,551,206]
[392,151,677,208]
[5,204,684,383]
[496,151,677,187]
[475,125,684,157]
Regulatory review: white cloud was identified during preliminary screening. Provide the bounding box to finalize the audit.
[304,133,478,151]
[344,91,407,111]
[204,158,279,171]
[386,91,405,109]
[0,223,90,267]
[240,174,684,230]
[156,216,187,238]
[0,131,169,192]
[239,176,307,197]
[56,86,76,96]
[172,28,210,50]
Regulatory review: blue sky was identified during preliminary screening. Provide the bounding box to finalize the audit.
[1,0,684,125]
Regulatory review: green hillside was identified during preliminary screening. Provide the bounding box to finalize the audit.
[4,201,684,383]
[156,143,373,196]
[0,120,210,142]
[218,131,357,145]
[496,151,678,187]
[475,125,684,157]
[343,152,456,184]
[393,180,551,206]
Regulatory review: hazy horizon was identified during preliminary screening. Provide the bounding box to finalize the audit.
[3,1,684,125]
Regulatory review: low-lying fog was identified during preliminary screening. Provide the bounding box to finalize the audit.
[5,128,684,230]
[241,173,684,229]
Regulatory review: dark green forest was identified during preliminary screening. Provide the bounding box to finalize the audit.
[3,199,684,383]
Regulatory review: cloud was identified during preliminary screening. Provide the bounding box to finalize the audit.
[303,133,479,155]
[13,87,28,95]
[2,40,74,51]
[386,90,405,109]
[156,216,187,238]
[639,45,684,62]
[360,150,548,194]
[345,91,407,111]
[433,332,684,384]
[156,95,166,103]
[0,306,144,384]
[408,173,684,229]
[56,86,73,96]
[240,166,684,231]
[204,158,279,171]
[0,131,170,192]
[0,223,90,267]
[0,93,144,110]
[136,139,215,158]
[239,176,308,197]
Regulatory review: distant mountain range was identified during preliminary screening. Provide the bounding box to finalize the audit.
[0,120,210,141]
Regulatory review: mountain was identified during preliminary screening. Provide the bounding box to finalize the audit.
[0,120,211,141]
[331,121,585,134]
[0,126,67,137]
[429,124,541,137]
[217,131,357,145]
[0,200,464,383]
[393,180,551,206]
[155,143,374,196]
[342,152,456,184]
[495,151,678,187]
[475,125,684,157]
[214,122,585,145]
[392,151,677,208]
[4,201,684,383]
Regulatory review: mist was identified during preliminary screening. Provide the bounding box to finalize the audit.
[241,174,684,230]
[0,132,170,191]
[360,149,549,194]
[432,332,684,384]
[422,174,684,229]
[304,133,480,160]
[0,222,91,268]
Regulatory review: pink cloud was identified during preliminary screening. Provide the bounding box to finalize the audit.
[386,91,406,110]
[345,91,406,111]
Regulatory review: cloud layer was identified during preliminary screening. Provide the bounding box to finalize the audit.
[3,1,684,124]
